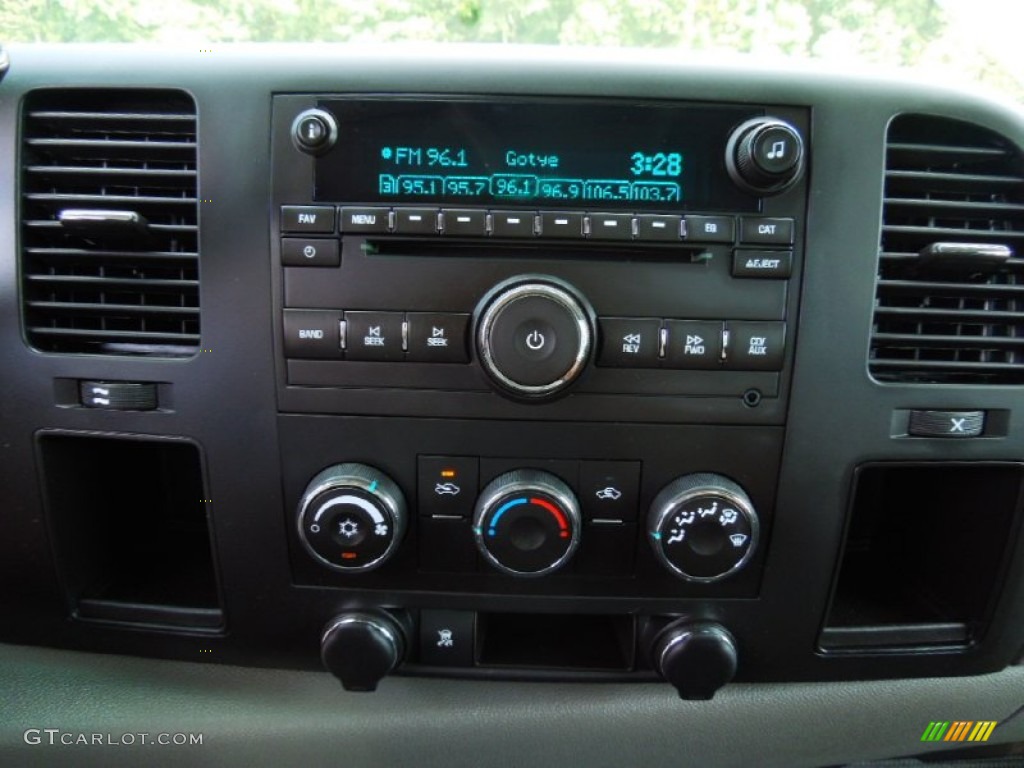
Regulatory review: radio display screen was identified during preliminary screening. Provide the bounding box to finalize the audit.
[315,98,761,212]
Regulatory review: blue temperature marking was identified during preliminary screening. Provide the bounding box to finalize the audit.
[488,497,527,537]
[368,479,378,493]
[652,531,662,540]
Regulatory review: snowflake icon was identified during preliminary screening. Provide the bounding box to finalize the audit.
[337,518,360,539]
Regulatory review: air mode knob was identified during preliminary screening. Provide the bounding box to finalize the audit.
[473,469,582,576]
[647,473,758,582]
[297,463,407,572]
[726,117,805,195]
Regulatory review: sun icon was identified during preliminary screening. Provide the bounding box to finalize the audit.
[337,518,360,539]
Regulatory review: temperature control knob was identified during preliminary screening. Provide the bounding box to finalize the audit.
[473,469,581,577]
[726,117,805,195]
[647,473,758,582]
[297,463,407,572]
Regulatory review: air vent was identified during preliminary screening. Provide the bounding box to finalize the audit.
[870,114,1024,384]
[20,89,199,357]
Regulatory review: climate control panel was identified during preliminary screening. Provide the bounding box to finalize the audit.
[283,416,780,600]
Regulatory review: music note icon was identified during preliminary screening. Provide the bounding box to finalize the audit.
[766,140,786,160]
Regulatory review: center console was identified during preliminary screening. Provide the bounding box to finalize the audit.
[271,94,809,694]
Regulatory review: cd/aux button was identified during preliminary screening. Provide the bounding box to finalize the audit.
[725,321,785,370]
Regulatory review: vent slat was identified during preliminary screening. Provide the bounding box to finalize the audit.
[24,246,196,262]
[27,301,196,316]
[885,170,1024,189]
[871,115,1024,385]
[877,279,1024,299]
[20,89,200,358]
[873,333,1024,351]
[26,274,199,291]
[24,192,197,206]
[28,326,200,343]
[24,219,197,234]
[883,197,1024,217]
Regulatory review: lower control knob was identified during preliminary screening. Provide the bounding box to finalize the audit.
[297,463,407,572]
[321,612,405,692]
[647,473,758,582]
[473,469,581,576]
[653,621,738,700]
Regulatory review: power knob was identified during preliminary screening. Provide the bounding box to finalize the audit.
[475,276,594,400]
[647,473,758,582]
[726,117,804,195]
[297,463,407,572]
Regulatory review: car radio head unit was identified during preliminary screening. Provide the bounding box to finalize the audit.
[312,98,764,212]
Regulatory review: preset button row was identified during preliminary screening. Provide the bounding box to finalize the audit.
[283,309,469,363]
[281,205,794,245]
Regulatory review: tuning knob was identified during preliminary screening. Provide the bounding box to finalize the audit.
[647,473,758,582]
[652,620,738,700]
[726,117,804,195]
[475,276,594,400]
[321,611,405,691]
[297,463,407,572]
[473,469,582,576]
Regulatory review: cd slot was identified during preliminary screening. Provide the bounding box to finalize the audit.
[362,237,712,263]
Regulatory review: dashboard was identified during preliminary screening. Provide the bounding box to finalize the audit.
[0,44,1022,766]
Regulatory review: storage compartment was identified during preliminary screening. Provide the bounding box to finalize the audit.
[38,433,223,630]
[820,463,1024,650]
[477,612,635,671]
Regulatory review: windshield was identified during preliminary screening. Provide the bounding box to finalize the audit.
[1,0,1021,102]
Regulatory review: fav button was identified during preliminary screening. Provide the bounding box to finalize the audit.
[281,205,336,234]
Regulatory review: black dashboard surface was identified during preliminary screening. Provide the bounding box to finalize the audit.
[0,44,1022,767]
